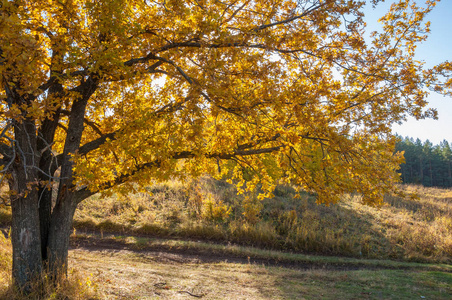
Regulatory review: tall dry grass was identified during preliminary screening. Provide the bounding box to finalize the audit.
[70,178,452,263]
[0,229,12,291]
[1,178,451,263]
[0,231,100,299]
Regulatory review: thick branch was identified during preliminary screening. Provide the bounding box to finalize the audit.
[75,143,283,202]
[56,76,99,207]
[78,131,117,156]
[60,109,103,136]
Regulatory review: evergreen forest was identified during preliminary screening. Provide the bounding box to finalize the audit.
[396,136,452,188]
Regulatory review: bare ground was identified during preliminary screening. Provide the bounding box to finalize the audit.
[2,226,451,299]
[67,234,452,300]
[70,231,452,273]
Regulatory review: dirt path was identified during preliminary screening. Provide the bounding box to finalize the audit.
[3,225,450,272]
[71,234,343,271]
[3,226,451,299]
[67,235,452,300]
[69,233,450,273]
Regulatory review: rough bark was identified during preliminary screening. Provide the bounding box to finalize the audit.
[45,78,96,276]
[10,119,42,292]
[7,72,97,289]
[37,189,52,262]
[10,185,42,293]
[46,195,77,277]
[36,83,62,262]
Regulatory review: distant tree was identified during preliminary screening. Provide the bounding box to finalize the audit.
[396,137,452,188]
[431,144,444,186]
[396,136,414,183]
[439,140,452,187]
[423,140,434,186]
[414,138,425,184]
[1,0,451,292]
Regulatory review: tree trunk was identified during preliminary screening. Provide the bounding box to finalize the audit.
[10,120,43,292]
[38,188,53,262]
[43,80,95,279]
[37,107,61,262]
[8,74,96,291]
[10,181,42,292]
[46,193,77,277]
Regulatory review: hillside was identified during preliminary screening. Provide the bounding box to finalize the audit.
[73,180,452,262]
[1,179,451,263]
[1,181,452,298]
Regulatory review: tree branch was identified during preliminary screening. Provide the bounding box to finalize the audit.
[60,109,103,136]
[252,2,326,32]
[78,131,117,156]
[75,143,283,202]
[120,1,325,70]
[0,142,13,158]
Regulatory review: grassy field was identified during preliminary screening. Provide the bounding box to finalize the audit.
[0,180,451,298]
[1,231,451,299]
[65,247,452,300]
[68,179,451,262]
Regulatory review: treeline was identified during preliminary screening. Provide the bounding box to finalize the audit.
[395,136,452,187]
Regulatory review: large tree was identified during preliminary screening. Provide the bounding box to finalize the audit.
[0,0,451,291]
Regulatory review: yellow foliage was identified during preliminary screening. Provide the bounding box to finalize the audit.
[3,0,452,291]
[201,193,232,223]
[242,195,264,224]
[1,0,448,206]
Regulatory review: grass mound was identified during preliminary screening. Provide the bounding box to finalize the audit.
[70,179,452,263]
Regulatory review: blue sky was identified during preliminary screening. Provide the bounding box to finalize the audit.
[364,0,452,144]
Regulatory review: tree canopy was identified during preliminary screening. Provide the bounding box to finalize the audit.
[1,0,451,291]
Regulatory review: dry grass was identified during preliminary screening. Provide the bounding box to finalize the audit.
[1,220,452,299]
[0,229,12,290]
[66,248,452,299]
[342,185,452,262]
[69,179,452,263]
[0,233,99,299]
[1,180,452,264]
